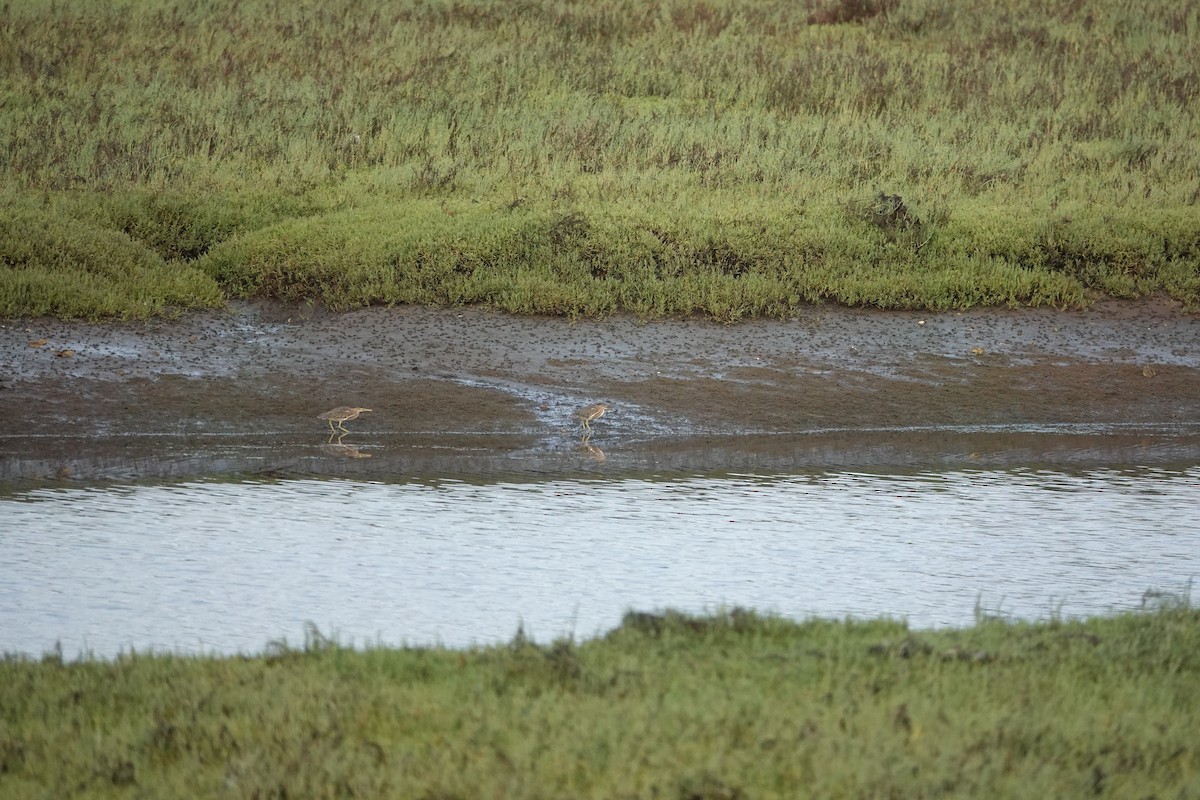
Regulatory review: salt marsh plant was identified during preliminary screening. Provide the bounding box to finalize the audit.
[1,608,1197,797]
[1,0,1197,318]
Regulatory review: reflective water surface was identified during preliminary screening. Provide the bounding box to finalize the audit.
[4,464,1198,659]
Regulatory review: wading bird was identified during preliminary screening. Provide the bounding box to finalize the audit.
[318,406,372,433]
[575,402,610,432]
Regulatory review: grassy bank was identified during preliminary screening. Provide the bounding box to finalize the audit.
[1,608,1198,797]
[1,0,1198,320]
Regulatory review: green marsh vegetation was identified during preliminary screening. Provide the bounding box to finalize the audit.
[2,607,1198,797]
[1,0,1198,320]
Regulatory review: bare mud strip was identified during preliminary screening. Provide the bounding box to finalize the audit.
[1,298,1198,484]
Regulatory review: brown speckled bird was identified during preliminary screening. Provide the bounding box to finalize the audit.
[318,406,372,433]
[575,403,610,432]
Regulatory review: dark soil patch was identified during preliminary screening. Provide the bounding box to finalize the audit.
[2,298,1197,481]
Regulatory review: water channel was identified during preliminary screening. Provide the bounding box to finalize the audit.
[4,429,1197,660]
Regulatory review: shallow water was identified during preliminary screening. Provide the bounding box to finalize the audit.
[4,463,1198,659]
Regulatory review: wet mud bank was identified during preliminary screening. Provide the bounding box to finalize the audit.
[2,298,1198,483]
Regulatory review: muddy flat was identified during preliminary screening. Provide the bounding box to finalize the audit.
[2,298,1198,482]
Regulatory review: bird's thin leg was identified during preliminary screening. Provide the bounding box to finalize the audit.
[338,420,349,433]
[327,419,337,433]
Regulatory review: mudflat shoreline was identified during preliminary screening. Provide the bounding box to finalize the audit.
[2,298,1198,483]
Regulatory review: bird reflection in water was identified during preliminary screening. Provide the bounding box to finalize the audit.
[577,440,606,463]
[322,432,372,458]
